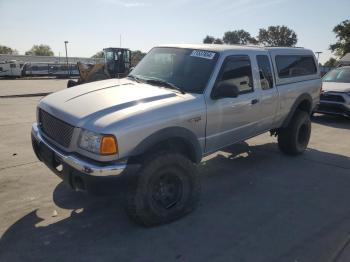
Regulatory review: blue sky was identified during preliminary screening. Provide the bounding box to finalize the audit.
[0,0,349,63]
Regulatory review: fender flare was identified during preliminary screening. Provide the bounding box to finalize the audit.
[131,127,203,163]
[282,93,312,128]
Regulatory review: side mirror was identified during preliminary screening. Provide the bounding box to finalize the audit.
[129,67,134,72]
[211,80,239,99]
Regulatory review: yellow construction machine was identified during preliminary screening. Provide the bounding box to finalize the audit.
[67,48,132,88]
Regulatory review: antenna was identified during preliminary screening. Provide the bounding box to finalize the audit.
[120,34,122,48]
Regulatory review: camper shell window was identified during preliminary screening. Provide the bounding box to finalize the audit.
[276,55,317,78]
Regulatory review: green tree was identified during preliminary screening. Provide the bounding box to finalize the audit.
[329,20,350,57]
[0,45,18,55]
[257,26,297,47]
[223,30,256,45]
[131,50,146,66]
[203,35,215,44]
[213,38,223,44]
[91,51,104,58]
[324,57,337,67]
[25,44,54,56]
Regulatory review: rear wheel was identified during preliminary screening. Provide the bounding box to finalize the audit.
[126,152,200,226]
[278,110,311,155]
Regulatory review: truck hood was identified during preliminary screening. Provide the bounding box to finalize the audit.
[322,82,350,93]
[39,78,184,128]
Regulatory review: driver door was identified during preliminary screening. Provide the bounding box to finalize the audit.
[205,55,261,153]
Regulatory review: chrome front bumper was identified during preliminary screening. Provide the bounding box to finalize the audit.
[31,123,127,177]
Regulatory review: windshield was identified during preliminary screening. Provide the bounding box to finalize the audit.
[323,67,350,83]
[129,47,219,93]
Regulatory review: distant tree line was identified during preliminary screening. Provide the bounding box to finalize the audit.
[203,25,298,47]
[25,44,54,56]
[204,21,350,67]
[0,45,18,55]
[0,44,54,56]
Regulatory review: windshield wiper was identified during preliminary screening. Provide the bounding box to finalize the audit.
[145,78,186,94]
[127,74,144,83]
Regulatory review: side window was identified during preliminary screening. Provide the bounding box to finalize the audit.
[276,55,317,78]
[257,55,274,90]
[219,56,254,94]
[10,64,16,68]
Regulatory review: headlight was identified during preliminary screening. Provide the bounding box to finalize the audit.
[79,129,118,155]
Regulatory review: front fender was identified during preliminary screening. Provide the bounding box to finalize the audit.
[131,126,202,163]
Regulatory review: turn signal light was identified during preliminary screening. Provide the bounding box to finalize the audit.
[100,135,118,155]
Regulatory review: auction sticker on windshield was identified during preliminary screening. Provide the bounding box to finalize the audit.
[190,50,216,60]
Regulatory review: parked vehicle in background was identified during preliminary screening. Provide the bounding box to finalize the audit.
[48,63,79,78]
[31,44,321,226]
[0,60,24,78]
[22,62,79,77]
[314,66,350,117]
[319,65,334,77]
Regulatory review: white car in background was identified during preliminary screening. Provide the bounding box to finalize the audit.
[315,66,350,117]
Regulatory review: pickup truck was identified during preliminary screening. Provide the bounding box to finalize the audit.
[31,44,321,226]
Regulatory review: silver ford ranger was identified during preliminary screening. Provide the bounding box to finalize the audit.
[32,44,321,226]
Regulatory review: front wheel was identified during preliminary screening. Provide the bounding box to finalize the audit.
[126,152,200,226]
[278,110,311,155]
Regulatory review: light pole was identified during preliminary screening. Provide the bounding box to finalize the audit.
[315,51,322,63]
[64,41,69,78]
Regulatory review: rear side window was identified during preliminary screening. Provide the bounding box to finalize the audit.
[276,55,317,78]
[257,55,274,90]
[219,56,254,94]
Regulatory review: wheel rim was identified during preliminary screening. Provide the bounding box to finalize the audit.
[298,123,309,145]
[152,173,183,210]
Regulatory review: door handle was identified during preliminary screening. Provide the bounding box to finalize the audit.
[251,99,259,105]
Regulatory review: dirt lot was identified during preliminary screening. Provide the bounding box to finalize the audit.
[0,80,350,262]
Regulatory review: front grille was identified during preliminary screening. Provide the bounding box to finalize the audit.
[320,93,345,103]
[39,109,74,148]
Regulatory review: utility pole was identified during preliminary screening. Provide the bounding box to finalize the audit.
[315,51,322,63]
[64,41,69,78]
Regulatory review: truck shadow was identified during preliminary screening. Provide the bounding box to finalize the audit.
[1,143,350,261]
[312,113,350,130]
